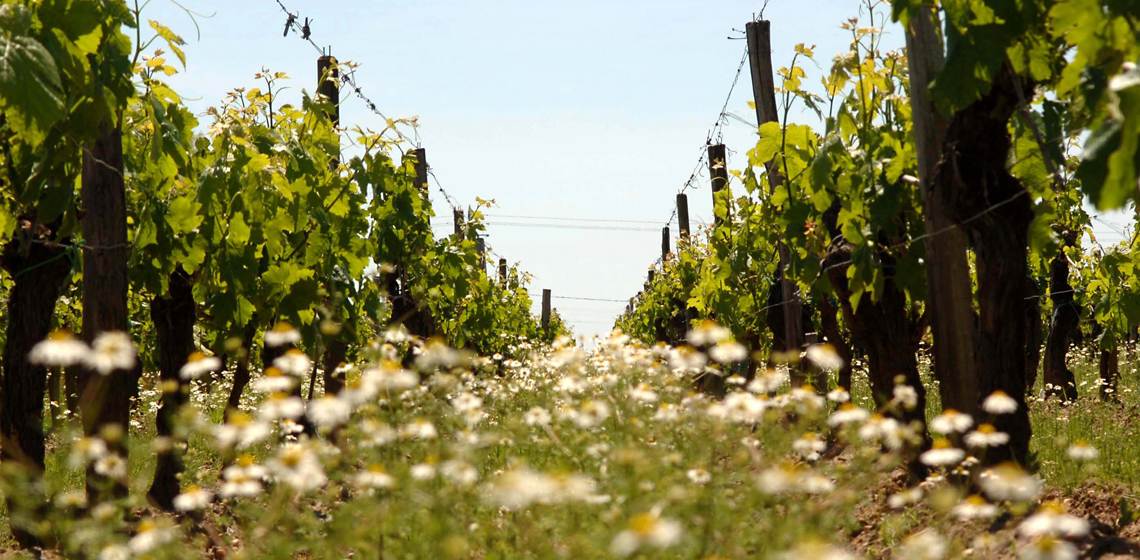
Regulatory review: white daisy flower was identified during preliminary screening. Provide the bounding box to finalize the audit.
[86,331,136,375]
[28,329,89,367]
[264,322,301,347]
[179,351,222,380]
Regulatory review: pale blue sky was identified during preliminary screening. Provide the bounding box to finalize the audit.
[142,0,1131,339]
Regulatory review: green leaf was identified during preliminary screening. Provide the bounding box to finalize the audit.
[148,20,186,68]
[166,196,204,234]
[0,32,65,146]
[751,122,783,166]
[229,212,251,246]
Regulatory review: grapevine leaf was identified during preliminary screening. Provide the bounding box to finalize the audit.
[0,30,65,146]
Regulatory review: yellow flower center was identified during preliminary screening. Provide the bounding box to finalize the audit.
[628,513,658,536]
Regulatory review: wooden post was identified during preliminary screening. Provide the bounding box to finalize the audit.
[648,270,656,283]
[904,5,978,415]
[410,148,428,192]
[541,289,552,334]
[676,194,691,239]
[317,56,340,168]
[707,144,729,226]
[661,226,670,261]
[475,237,486,272]
[747,20,805,382]
[498,258,507,287]
[453,208,464,239]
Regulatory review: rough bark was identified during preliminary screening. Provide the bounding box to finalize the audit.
[825,241,928,429]
[817,295,854,392]
[1099,343,1119,400]
[1024,274,1044,392]
[148,270,196,511]
[323,338,348,396]
[80,120,134,497]
[1042,231,1080,401]
[224,319,259,421]
[905,3,980,417]
[0,231,72,548]
[935,66,1035,465]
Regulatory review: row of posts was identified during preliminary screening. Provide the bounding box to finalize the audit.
[629,19,807,364]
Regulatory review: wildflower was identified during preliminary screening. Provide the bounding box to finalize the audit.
[252,367,297,393]
[415,338,462,370]
[441,459,479,486]
[362,363,419,393]
[483,467,557,509]
[55,490,87,510]
[628,383,659,403]
[828,403,869,426]
[777,540,858,560]
[128,519,177,554]
[1019,535,1077,560]
[28,329,89,367]
[173,486,213,512]
[806,344,845,371]
[308,396,351,428]
[216,412,271,450]
[97,545,131,560]
[267,443,327,493]
[179,351,222,380]
[687,320,730,346]
[748,367,789,394]
[355,465,396,490]
[983,390,1019,414]
[401,419,438,440]
[1018,502,1090,538]
[892,385,918,410]
[220,456,268,498]
[572,399,611,429]
[258,393,305,421]
[827,387,851,403]
[524,406,552,427]
[793,432,827,461]
[410,463,437,480]
[610,511,684,557]
[686,467,711,485]
[964,424,1010,447]
[264,322,301,347]
[757,463,803,495]
[709,340,748,363]
[654,403,682,422]
[953,495,999,520]
[979,462,1042,502]
[929,409,973,434]
[274,349,312,377]
[94,454,128,479]
[800,473,836,494]
[1067,440,1099,461]
[68,437,108,469]
[86,331,136,375]
[896,530,947,560]
[920,439,965,467]
[888,487,924,509]
[451,392,483,413]
[668,346,708,372]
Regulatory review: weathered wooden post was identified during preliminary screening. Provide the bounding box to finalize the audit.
[411,148,428,191]
[541,289,552,335]
[676,194,691,239]
[707,144,729,227]
[453,208,464,239]
[747,20,805,383]
[475,237,486,273]
[648,270,656,283]
[904,5,978,415]
[661,226,670,261]
[499,258,508,287]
